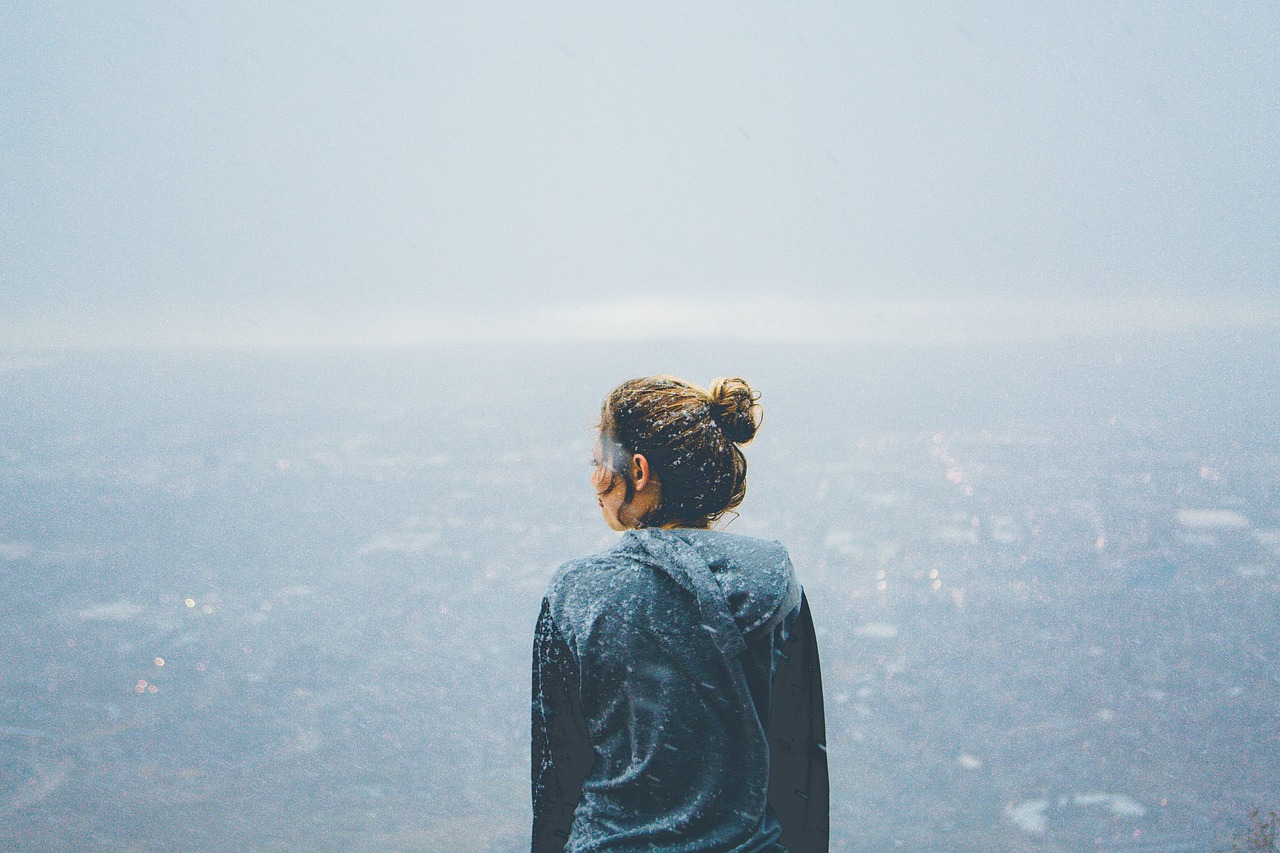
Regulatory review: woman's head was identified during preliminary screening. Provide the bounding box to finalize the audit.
[592,375,761,530]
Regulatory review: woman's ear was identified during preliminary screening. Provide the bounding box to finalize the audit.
[632,453,652,490]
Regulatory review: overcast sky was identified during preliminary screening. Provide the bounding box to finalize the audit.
[3,1,1277,347]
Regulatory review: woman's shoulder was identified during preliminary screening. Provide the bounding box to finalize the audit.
[544,537,675,631]
[547,537,650,598]
[675,528,792,561]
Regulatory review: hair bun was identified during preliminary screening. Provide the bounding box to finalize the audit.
[708,377,761,444]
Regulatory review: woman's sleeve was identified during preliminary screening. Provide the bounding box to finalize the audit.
[531,599,593,853]
[767,590,830,853]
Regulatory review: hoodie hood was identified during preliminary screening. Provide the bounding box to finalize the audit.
[623,528,800,652]
[536,528,816,851]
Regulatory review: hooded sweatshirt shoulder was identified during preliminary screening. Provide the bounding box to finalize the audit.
[662,529,801,638]
[539,529,802,852]
[546,529,799,651]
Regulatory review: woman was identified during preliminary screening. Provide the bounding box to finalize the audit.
[532,376,828,852]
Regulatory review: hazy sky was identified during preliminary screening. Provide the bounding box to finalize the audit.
[3,2,1277,346]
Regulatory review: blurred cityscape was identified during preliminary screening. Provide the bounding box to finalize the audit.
[0,335,1276,851]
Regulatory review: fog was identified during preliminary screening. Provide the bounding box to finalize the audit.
[2,3,1278,852]
[3,2,1278,345]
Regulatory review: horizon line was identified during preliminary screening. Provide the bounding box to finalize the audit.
[3,296,1278,352]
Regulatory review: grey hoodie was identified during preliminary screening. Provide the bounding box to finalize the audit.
[532,529,828,852]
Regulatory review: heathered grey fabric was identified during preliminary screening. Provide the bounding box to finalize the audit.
[533,528,806,852]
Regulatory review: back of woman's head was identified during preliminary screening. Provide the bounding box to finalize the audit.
[598,375,762,528]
